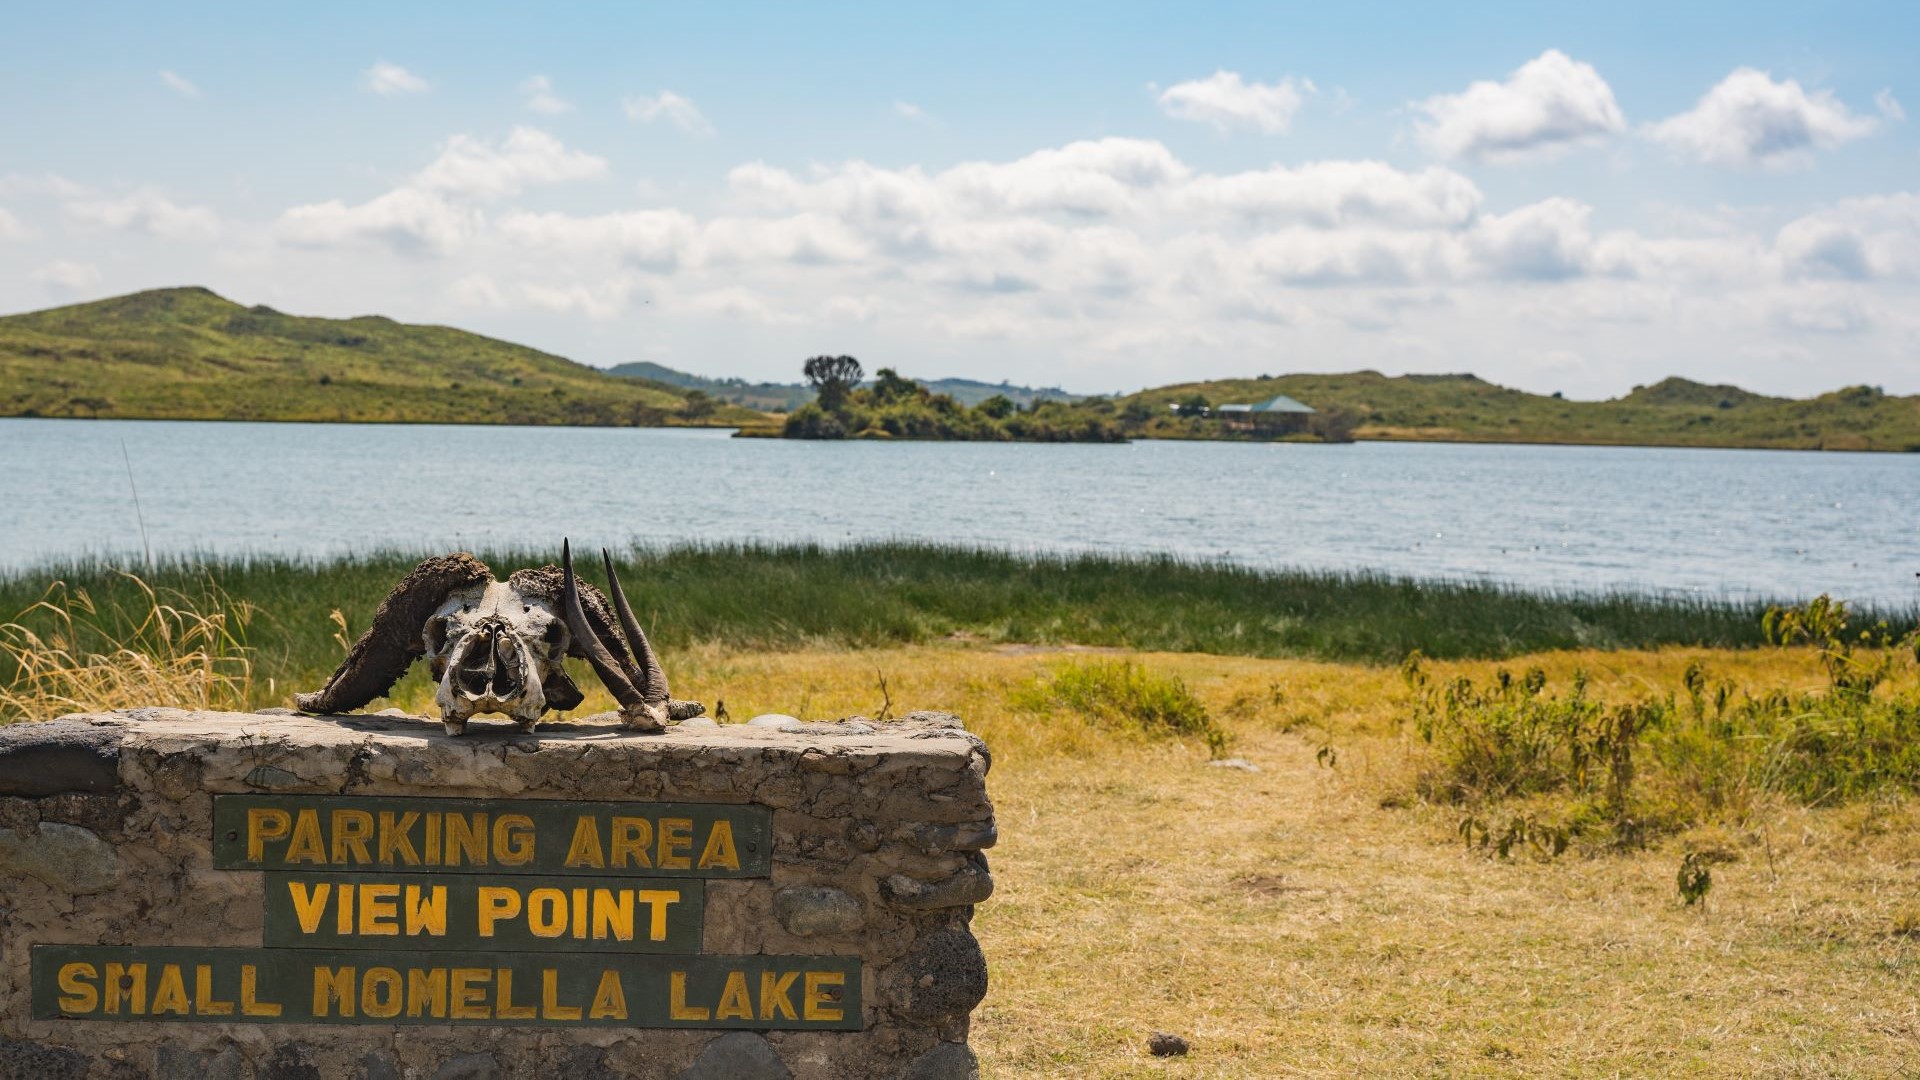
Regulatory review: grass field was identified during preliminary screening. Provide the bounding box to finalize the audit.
[0,542,1872,717]
[7,550,1919,1075]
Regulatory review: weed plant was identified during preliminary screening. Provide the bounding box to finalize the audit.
[1404,595,1920,854]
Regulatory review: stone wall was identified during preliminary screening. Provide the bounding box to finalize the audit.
[0,709,994,1080]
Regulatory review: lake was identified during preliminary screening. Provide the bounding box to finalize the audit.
[2,418,1916,605]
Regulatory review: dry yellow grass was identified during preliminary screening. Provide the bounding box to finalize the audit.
[32,635,1920,1075]
[447,642,1920,1077]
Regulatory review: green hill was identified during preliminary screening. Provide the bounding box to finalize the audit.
[0,287,764,427]
[1122,371,1920,452]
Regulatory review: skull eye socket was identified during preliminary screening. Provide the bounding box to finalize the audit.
[424,616,450,658]
[543,621,565,645]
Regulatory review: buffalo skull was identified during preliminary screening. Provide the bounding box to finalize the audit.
[295,542,702,734]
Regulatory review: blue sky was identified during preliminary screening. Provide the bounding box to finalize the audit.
[3,2,1916,396]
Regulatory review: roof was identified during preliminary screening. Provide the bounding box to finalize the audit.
[1216,403,1253,413]
[1250,394,1315,414]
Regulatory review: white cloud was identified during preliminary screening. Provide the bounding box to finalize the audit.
[1157,71,1312,135]
[277,187,479,254]
[31,260,101,291]
[159,70,201,99]
[894,101,928,122]
[365,62,429,96]
[273,128,605,253]
[1776,193,1920,280]
[0,207,25,240]
[497,209,698,269]
[1876,88,1906,123]
[1179,161,1482,228]
[65,191,221,239]
[413,127,607,198]
[623,91,713,136]
[521,75,572,115]
[1414,50,1625,163]
[1645,68,1878,168]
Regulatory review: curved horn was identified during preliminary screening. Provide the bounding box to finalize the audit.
[295,553,492,715]
[560,539,646,711]
[601,548,669,705]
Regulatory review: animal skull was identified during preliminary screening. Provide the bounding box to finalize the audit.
[296,542,703,735]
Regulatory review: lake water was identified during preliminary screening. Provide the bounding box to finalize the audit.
[2,418,1916,605]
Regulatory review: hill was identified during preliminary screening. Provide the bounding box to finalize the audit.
[605,361,1081,412]
[0,288,764,427]
[1121,371,1920,452]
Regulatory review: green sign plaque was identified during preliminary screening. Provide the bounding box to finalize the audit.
[32,946,860,1030]
[262,873,706,953]
[212,794,771,877]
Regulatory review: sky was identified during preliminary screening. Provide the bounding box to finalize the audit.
[2,1,1917,398]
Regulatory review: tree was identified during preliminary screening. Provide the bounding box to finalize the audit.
[870,367,924,405]
[975,394,1016,420]
[1176,393,1211,417]
[803,355,864,411]
[679,389,716,420]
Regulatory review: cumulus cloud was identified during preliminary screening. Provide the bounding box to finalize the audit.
[1776,193,1920,280]
[521,75,571,114]
[1156,71,1312,135]
[158,70,201,99]
[497,209,698,269]
[623,91,713,135]
[0,207,25,240]
[31,260,101,291]
[1413,50,1625,163]
[65,191,221,239]
[1645,68,1878,168]
[365,62,428,96]
[1179,161,1482,228]
[894,101,928,122]
[274,128,604,252]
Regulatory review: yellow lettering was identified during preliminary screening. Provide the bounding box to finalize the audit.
[406,885,447,936]
[194,965,233,1016]
[104,962,145,1015]
[330,808,374,864]
[637,889,680,941]
[804,971,845,1022]
[589,969,628,1020]
[361,967,402,1018]
[477,886,520,937]
[450,968,490,1020]
[150,964,189,1015]
[360,882,400,935]
[406,967,447,1018]
[668,970,708,1021]
[56,962,97,1014]
[496,968,536,1019]
[528,888,567,938]
[494,813,535,865]
[444,813,488,867]
[288,880,331,934]
[564,817,605,868]
[572,887,588,939]
[284,809,326,864]
[542,968,582,1021]
[313,966,355,1018]
[657,817,692,870]
[591,888,634,941]
[240,964,281,1016]
[715,970,753,1020]
[759,971,798,1021]
[424,813,441,866]
[697,819,740,871]
[610,816,652,868]
[378,810,421,865]
[335,883,355,935]
[246,807,290,861]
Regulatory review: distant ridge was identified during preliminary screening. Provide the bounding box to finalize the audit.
[1121,370,1920,452]
[0,287,761,427]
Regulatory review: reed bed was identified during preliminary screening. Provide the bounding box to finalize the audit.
[1,542,1898,721]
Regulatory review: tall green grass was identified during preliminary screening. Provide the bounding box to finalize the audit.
[2,542,1902,715]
